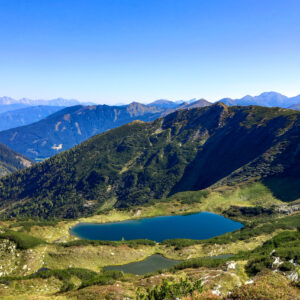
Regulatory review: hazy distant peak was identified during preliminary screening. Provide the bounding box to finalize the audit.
[148,98,199,109]
[178,99,212,109]
[0,96,17,105]
[147,99,178,109]
[0,96,92,107]
[128,101,145,106]
[259,91,286,97]
[219,91,300,108]
[149,99,173,104]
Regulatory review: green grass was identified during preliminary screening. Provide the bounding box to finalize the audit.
[241,106,297,127]
[155,190,210,205]
[169,257,228,272]
[9,220,58,232]
[61,239,156,248]
[0,230,46,249]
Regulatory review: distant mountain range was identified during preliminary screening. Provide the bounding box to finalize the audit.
[1,103,299,219]
[0,96,94,107]
[219,92,300,108]
[289,103,300,110]
[0,142,33,177]
[0,96,95,114]
[1,91,300,109]
[0,106,64,131]
[1,91,300,162]
[0,100,211,160]
[147,99,180,109]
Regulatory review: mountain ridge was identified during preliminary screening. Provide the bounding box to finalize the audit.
[219,91,300,108]
[0,100,211,160]
[0,103,299,219]
[0,105,64,131]
[0,96,93,107]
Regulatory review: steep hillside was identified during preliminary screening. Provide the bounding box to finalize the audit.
[0,104,299,219]
[0,101,212,161]
[0,103,164,160]
[0,143,33,177]
[0,106,64,131]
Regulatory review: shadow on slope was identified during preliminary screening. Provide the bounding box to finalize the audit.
[262,176,300,203]
[170,114,291,195]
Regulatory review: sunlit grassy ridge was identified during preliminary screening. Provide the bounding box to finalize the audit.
[0,180,299,298]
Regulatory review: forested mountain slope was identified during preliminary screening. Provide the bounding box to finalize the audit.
[0,103,163,160]
[0,103,299,219]
[0,143,33,177]
[0,100,211,161]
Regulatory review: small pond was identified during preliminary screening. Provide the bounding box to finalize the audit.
[103,254,234,275]
[104,254,182,275]
[70,212,243,242]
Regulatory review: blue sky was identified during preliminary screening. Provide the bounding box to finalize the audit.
[0,0,299,104]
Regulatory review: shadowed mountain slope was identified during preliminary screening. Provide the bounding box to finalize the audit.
[0,143,33,177]
[0,104,299,219]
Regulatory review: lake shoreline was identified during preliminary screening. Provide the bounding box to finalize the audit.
[69,211,244,242]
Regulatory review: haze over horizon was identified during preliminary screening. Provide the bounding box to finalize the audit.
[1,91,300,106]
[0,0,299,104]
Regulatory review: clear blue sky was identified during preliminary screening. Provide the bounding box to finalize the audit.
[0,0,299,104]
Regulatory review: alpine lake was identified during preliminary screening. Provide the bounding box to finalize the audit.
[70,212,243,275]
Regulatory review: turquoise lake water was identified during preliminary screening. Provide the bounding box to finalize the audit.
[70,212,243,242]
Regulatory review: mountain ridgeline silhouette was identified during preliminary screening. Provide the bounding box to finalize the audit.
[0,100,211,160]
[219,92,300,108]
[0,104,299,219]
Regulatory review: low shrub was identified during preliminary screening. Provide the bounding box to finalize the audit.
[161,239,202,250]
[278,261,295,272]
[9,220,58,232]
[245,256,273,276]
[169,258,228,272]
[136,278,203,300]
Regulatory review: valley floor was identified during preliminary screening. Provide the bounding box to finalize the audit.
[0,182,300,299]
